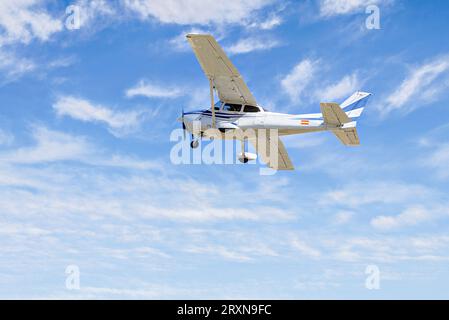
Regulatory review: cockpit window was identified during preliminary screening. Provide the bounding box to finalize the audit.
[243,105,260,113]
[223,103,242,112]
[214,101,221,110]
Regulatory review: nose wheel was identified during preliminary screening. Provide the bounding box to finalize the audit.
[190,140,199,149]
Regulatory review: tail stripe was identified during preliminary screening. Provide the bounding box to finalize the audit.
[341,91,372,111]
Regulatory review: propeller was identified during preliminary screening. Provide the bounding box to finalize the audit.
[181,108,186,140]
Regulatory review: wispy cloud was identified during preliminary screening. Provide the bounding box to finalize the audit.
[122,0,271,26]
[281,59,319,101]
[0,126,160,170]
[0,126,91,164]
[0,0,62,45]
[253,15,282,30]
[0,129,14,146]
[333,211,354,225]
[321,181,434,208]
[280,58,361,106]
[0,136,293,224]
[319,0,385,18]
[316,73,360,101]
[226,37,280,55]
[53,96,148,136]
[291,238,321,258]
[382,55,449,115]
[125,80,183,99]
[167,28,210,51]
[425,143,449,179]
[0,49,35,82]
[185,245,252,262]
[371,206,443,231]
[47,56,77,69]
[73,0,117,28]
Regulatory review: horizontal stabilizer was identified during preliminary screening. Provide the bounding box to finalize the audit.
[332,126,360,146]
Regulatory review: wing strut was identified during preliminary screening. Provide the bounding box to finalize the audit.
[209,77,216,128]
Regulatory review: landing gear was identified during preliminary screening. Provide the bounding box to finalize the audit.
[239,138,249,164]
[190,140,199,149]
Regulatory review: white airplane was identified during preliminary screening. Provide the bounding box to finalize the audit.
[179,34,371,170]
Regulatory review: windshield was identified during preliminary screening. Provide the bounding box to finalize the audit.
[243,105,260,112]
[223,103,242,112]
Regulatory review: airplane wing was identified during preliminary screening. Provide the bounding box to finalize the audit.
[248,130,294,171]
[186,34,258,106]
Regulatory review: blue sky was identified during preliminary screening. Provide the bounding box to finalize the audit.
[1,0,449,299]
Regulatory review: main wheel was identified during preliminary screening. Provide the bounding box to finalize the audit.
[190,140,199,149]
[239,157,249,164]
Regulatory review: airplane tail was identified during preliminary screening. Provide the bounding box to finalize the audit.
[320,91,371,146]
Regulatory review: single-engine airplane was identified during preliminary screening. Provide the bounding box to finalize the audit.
[179,34,371,170]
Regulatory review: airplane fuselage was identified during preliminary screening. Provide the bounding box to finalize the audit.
[183,108,333,137]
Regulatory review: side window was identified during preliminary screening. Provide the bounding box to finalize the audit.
[223,103,242,112]
[243,105,260,113]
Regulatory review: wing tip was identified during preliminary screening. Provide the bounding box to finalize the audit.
[186,33,212,39]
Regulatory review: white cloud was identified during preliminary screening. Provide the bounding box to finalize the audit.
[96,154,161,171]
[248,15,282,30]
[291,238,321,258]
[319,0,384,17]
[75,285,187,299]
[226,37,280,55]
[371,206,434,231]
[410,236,449,251]
[316,73,359,101]
[53,96,147,135]
[258,15,282,29]
[0,139,294,224]
[334,235,449,263]
[47,56,77,69]
[280,61,361,105]
[0,1,67,82]
[186,245,252,262]
[135,205,293,222]
[321,182,433,208]
[0,222,51,237]
[73,0,117,28]
[0,129,14,146]
[383,56,449,115]
[0,126,91,164]
[421,143,449,179]
[0,126,160,171]
[333,211,354,225]
[122,0,271,26]
[0,0,62,45]
[0,49,35,82]
[167,28,209,51]
[125,80,183,99]
[281,59,318,101]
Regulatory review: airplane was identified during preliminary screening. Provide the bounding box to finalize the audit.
[179,34,371,170]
